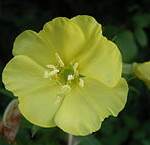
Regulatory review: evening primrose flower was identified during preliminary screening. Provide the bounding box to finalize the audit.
[133,61,150,89]
[2,15,128,135]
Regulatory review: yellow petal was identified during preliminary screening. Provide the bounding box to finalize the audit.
[71,15,122,87]
[13,30,56,66]
[71,15,102,37]
[2,55,63,127]
[39,16,102,63]
[78,36,122,87]
[133,61,150,88]
[54,87,101,136]
[54,78,128,135]
[39,17,85,63]
[82,77,128,118]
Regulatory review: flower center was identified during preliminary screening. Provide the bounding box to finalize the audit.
[43,53,84,90]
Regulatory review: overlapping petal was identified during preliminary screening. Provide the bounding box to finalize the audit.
[13,30,57,67]
[72,15,122,87]
[54,77,128,135]
[54,87,101,136]
[2,55,63,127]
[77,36,122,87]
[39,17,85,63]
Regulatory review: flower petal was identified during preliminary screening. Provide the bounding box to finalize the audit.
[71,16,122,87]
[71,15,102,37]
[78,36,122,87]
[54,78,128,135]
[54,87,101,136]
[2,55,64,127]
[39,17,85,63]
[13,30,56,66]
[82,77,128,118]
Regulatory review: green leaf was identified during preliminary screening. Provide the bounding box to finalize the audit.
[0,140,11,145]
[100,128,129,145]
[124,115,139,130]
[77,135,102,145]
[133,130,146,140]
[132,13,150,28]
[115,30,138,62]
[142,139,150,145]
[134,27,148,47]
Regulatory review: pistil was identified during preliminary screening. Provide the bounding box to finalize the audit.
[43,56,85,89]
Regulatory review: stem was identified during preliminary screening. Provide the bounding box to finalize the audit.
[68,134,74,145]
[123,63,134,75]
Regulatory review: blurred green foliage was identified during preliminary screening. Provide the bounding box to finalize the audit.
[0,0,150,145]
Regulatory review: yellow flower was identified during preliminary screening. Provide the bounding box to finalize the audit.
[2,15,128,135]
[133,61,150,89]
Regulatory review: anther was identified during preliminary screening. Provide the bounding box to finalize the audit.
[43,70,49,78]
[62,84,71,89]
[61,84,71,94]
[79,78,84,87]
[49,69,59,76]
[55,53,64,67]
[46,64,57,69]
[55,96,62,105]
[73,63,79,73]
[67,75,74,81]
[43,69,59,78]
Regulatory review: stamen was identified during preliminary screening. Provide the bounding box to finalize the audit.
[55,96,62,104]
[46,64,57,69]
[55,53,64,67]
[62,84,71,89]
[43,70,49,78]
[43,69,59,78]
[73,62,79,73]
[61,84,71,94]
[67,75,74,81]
[79,78,84,87]
[49,69,59,76]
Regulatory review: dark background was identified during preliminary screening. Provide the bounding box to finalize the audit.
[0,0,150,145]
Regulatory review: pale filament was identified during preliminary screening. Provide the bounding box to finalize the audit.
[46,64,57,69]
[43,69,59,78]
[43,70,50,78]
[62,84,71,89]
[73,62,79,73]
[48,69,59,76]
[79,78,84,87]
[55,53,64,67]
